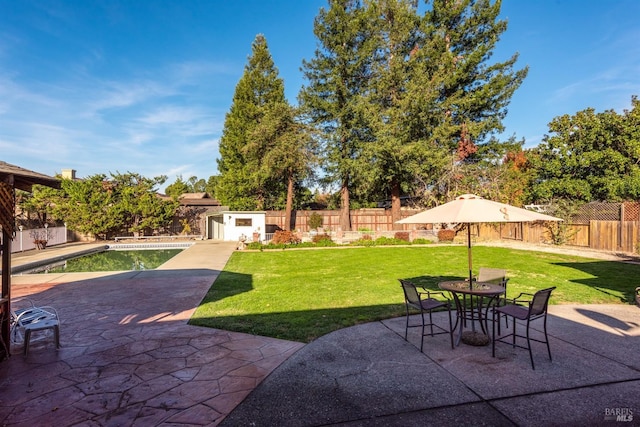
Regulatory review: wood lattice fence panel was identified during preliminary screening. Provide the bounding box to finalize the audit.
[572,202,621,223]
[623,202,640,221]
[0,181,15,236]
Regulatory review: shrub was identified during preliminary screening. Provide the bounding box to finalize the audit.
[312,233,333,244]
[394,231,410,242]
[437,229,455,242]
[312,233,336,247]
[350,238,376,246]
[374,236,410,246]
[411,238,433,245]
[271,230,301,245]
[308,212,323,230]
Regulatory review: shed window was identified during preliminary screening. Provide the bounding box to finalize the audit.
[235,218,252,227]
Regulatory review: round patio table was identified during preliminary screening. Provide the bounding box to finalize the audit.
[438,280,505,346]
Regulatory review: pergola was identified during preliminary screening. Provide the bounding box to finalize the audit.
[0,161,60,358]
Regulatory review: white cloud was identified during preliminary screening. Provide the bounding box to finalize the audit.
[1,38,233,182]
[89,79,177,112]
[137,105,202,126]
[169,60,237,83]
[190,138,219,154]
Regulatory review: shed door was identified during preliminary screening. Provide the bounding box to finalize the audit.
[209,216,224,240]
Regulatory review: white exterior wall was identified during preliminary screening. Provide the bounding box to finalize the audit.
[220,212,266,242]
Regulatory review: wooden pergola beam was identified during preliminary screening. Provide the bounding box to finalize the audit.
[0,162,60,359]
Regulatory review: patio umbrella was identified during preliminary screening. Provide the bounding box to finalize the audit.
[396,194,563,284]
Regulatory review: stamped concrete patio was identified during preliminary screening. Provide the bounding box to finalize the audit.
[0,241,304,426]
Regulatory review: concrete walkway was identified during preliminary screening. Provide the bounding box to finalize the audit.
[1,242,639,426]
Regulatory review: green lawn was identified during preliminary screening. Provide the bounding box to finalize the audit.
[189,245,638,342]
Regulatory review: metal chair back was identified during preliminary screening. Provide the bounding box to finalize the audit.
[529,287,555,318]
[399,279,421,309]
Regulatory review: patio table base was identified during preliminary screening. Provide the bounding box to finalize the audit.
[461,330,490,346]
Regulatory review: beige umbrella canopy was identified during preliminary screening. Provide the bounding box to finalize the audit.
[396,194,563,283]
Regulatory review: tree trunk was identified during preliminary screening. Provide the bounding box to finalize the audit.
[284,174,294,231]
[391,180,402,230]
[256,191,264,211]
[340,179,351,232]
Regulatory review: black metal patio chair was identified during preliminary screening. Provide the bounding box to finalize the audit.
[476,267,510,331]
[492,287,556,369]
[399,279,454,351]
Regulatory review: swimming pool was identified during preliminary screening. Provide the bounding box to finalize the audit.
[15,243,193,274]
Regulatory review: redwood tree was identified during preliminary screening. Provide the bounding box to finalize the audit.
[299,0,378,231]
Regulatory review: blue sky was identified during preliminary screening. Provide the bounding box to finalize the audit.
[1,1,639,192]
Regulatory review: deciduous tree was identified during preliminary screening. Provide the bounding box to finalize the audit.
[528,96,640,202]
[16,185,60,227]
[52,174,124,239]
[110,172,177,236]
[39,173,177,240]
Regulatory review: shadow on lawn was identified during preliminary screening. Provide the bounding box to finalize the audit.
[191,304,408,343]
[553,260,638,303]
[191,274,464,343]
[197,270,254,301]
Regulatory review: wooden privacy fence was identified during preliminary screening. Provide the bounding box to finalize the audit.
[265,209,422,233]
[587,221,640,253]
[266,210,640,254]
[454,221,639,253]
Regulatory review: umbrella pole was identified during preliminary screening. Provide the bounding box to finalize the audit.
[467,224,479,335]
[467,224,473,286]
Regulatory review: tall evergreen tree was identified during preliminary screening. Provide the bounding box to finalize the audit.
[363,0,445,226]
[302,0,527,227]
[369,0,528,208]
[205,175,218,200]
[216,34,286,210]
[250,102,314,230]
[165,175,189,199]
[419,0,528,199]
[299,0,378,231]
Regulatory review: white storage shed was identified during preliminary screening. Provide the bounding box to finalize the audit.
[206,211,266,242]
